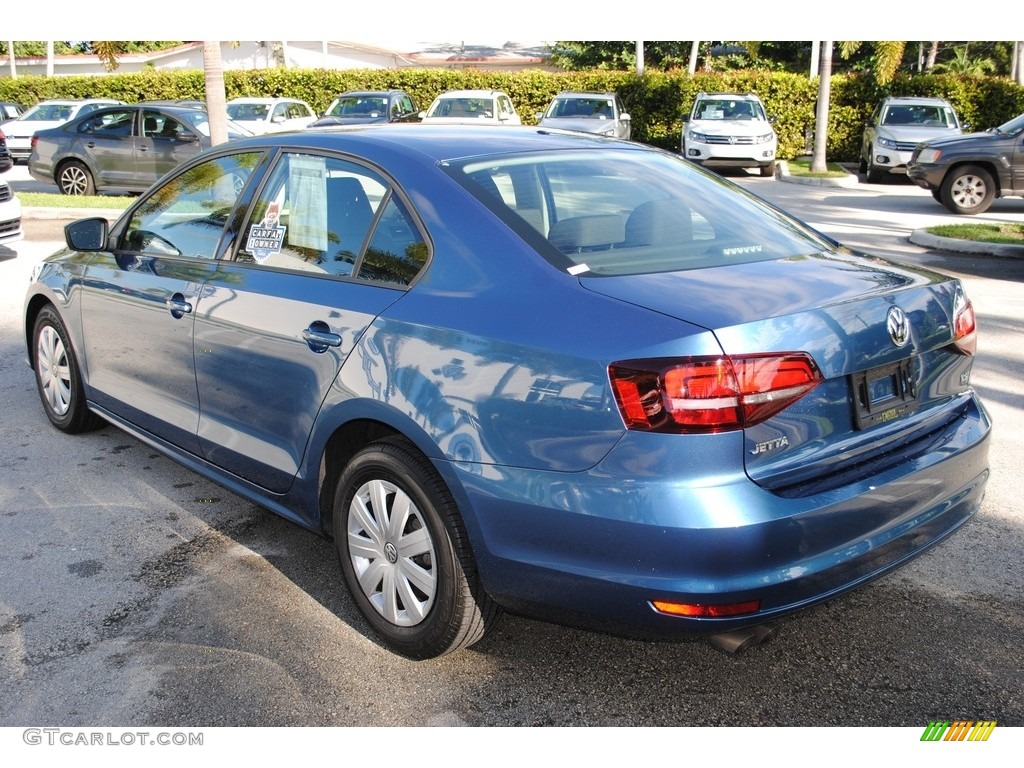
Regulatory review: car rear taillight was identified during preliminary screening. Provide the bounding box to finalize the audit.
[953,286,977,356]
[30,135,38,149]
[609,353,823,433]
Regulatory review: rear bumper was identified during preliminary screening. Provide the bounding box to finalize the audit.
[451,394,991,638]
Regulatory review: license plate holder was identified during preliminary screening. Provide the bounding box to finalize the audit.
[851,358,918,430]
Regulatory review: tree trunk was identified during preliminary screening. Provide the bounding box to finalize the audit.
[7,41,17,78]
[811,41,832,174]
[46,40,54,77]
[688,41,699,75]
[926,41,939,70]
[809,41,819,79]
[635,40,644,76]
[203,42,229,147]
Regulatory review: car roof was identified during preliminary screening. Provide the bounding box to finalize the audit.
[695,92,763,101]
[228,97,306,105]
[222,123,644,164]
[552,91,617,99]
[433,90,507,99]
[337,90,406,97]
[881,95,953,106]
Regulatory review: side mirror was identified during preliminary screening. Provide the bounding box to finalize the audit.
[681,115,690,123]
[620,113,631,122]
[65,217,109,252]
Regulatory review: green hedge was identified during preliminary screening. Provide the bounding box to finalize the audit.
[3,68,1023,162]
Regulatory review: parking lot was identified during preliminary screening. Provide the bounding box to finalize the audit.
[1,164,1022,730]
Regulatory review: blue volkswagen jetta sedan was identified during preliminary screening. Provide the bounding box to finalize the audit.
[24,125,990,659]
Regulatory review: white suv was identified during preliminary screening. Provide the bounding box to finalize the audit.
[682,92,777,177]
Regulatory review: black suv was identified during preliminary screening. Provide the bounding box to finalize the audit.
[907,112,1024,214]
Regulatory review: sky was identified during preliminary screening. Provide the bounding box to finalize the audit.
[10,2,1010,48]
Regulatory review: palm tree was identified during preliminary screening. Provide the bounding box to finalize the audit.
[932,45,996,76]
[203,42,229,147]
[810,41,832,173]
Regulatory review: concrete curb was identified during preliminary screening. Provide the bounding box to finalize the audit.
[22,207,124,222]
[775,160,861,188]
[909,229,1024,258]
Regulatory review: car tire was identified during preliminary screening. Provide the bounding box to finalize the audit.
[865,148,883,184]
[939,165,995,215]
[334,437,499,659]
[32,305,105,433]
[931,189,943,202]
[57,160,95,196]
[759,161,776,178]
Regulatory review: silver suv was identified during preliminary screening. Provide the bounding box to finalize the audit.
[536,91,631,140]
[860,96,964,183]
[682,92,777,176]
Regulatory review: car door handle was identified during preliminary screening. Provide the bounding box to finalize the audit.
[302,321,342,353]
[166,294,193,319]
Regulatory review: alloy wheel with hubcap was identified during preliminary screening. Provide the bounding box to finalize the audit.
[334,438,499,659]
[32,306,104,433]
[940,164,996,215]
[57,160,95,196]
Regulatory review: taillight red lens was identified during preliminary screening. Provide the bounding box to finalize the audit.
[953,287,977,356]
[610,353,822,433]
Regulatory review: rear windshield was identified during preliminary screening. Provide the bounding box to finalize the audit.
[447,148,833,277]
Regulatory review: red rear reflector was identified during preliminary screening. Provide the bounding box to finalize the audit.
[953,287,977,356]
[610,353,822,433]
[651,599,762,618]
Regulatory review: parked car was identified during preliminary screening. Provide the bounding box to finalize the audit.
[419,90,521,125]
[2,98,124,162]
[682,92,777,177]
[308,90,420,127]
[860,96,965,183]
[0,176,22,246]
[1,101,26,123]
[28,104,252,195]
[536,91,631,139]
[226,97,317,134]
[24,125,990,659]
[907,111,1024,214]
[0,127,12,173]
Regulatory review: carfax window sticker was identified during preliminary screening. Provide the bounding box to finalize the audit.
[246,202,286,263]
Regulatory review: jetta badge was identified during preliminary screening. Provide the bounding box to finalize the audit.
[887,306,910,347]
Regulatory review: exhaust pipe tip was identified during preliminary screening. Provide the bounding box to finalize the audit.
[708,621,779,655]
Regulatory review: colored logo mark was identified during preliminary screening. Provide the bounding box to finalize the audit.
[921,721,997,742]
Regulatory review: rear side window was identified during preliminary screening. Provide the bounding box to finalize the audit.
[452,149,833,277]
[238,152,429,286]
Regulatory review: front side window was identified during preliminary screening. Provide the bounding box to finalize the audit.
[121,152,263,259]
[238,152,428,285]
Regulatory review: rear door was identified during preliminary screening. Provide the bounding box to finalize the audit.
[194,150,429,492]
[75,107,139,186]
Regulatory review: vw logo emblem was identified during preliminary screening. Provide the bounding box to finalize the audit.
[729,136,738,145]
[887,306,910,347]
[384,542,398,563]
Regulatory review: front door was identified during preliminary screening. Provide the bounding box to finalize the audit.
[79,150,264,453]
